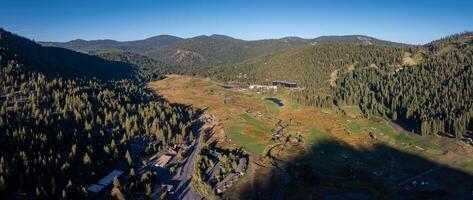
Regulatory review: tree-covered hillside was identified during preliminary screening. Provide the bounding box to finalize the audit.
[40,33,403,69]
[310,35,404,45]
[40,35,183,55]
[97,52,169,81]
[0,29,133,79]
[147,34,310,67]
[335,32,473,139]
[212,44,412,95]
[0,29,199,199]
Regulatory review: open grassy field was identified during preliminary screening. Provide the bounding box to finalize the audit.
[149,75,473,199]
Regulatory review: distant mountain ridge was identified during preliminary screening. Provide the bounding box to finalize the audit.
[0,28,134,79]
[40,35,184,54]
[40,34,404,67]
[310,35,404,46]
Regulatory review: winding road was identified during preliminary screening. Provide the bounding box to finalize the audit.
[167,139,203,200]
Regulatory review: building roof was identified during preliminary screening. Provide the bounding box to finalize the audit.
[236,158,247,173]
[86,184,104,193]
[97,170,124,186]
[215,173,238,190]
[155,154,173,167]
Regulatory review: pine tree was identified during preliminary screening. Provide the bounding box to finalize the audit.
[125,150,133,166]
[83,153,91,166]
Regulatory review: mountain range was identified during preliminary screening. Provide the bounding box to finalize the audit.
[41,34,402,67]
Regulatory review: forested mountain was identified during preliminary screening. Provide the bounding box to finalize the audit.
[146,34,309,66]
[97,52,169,81]
[0,29,199,199]
[209,43,412,96]
[144,35,403,67]
[40,35,183,54]
[310,35,403,45]
[41,33,404,68]
[334,32,473,139]
[0,29,133,79]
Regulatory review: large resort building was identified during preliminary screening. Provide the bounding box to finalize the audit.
[272,80,297,88]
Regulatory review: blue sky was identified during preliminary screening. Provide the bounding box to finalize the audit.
[1,0,472,44]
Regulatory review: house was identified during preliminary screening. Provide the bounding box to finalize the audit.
[154,154,173,167]
[86,170,124,199]
[86,184,104,193]
[235,158,247,175]
[97,170,124,187]
[215,173,239,194]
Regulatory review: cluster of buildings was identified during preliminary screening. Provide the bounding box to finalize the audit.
[214,157,248,194]
[271,80,298,88]
[248,80,299,91]
[201,149,248,195]
[249,84,277,90]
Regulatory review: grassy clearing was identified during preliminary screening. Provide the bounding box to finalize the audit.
[342,119,444,158]
[460,161,473,172]
[321,107,333,114]
[307,126,329,145]
[288,99,300,111]
[241,113,272,131]
[226,125,265,155]
[345,121,364,133]
[341,105,362,117]
[263,99,280,113]
[224,114,272,155]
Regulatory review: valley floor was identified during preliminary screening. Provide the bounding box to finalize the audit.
[148,75,473,199]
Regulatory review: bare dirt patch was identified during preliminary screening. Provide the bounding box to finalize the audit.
[402,52,417,66]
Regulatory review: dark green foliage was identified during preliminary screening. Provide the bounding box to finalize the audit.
[310,35,404,46]
[0,29,198,199]
[148,34,310,67]
[97,52,167,81]
[40,35,184,55]
[0,28,133,79]
[335,32,473,138]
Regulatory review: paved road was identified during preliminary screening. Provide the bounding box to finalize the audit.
[168,139,203,200]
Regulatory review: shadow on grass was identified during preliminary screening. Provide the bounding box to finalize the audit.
[235,139,473,200]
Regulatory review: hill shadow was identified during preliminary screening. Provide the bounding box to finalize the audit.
[235,139,473,200]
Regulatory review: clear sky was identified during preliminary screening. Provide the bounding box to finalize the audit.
[1,0,472,44]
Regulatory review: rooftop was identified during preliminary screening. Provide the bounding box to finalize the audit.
[155,154,173,167]
[86,184,104,193]
[97,170,124,186]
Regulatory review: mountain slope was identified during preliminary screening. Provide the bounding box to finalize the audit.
[334,32,473,138]
[147,34,309,66]
[97,51,169,81]
[310,35,403,45]
[211,43,410,94]
[0,29,198,199]
[147,35,402,67]
[40,34,404,68]
[40,35,183,54]
[0,28,133,79]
